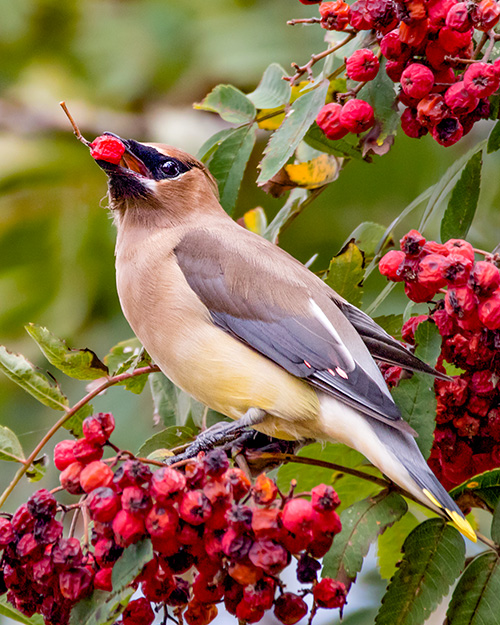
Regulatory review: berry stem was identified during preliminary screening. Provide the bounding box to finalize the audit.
[287,18,321,25]
[0,364,160,510]
[473,32,489,60]
[59,101,92,147]
[481,29,497,63]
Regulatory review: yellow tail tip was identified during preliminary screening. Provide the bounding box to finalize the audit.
[421,489,476,542]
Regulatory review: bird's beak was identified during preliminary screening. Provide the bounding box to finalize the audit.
[94,132,153,179]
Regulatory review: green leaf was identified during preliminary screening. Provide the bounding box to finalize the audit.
[450,469,500,512]
[0,596,44,625]
[440,151,482,242]
[322,490,408,589]
[333,469,384,513]
[206,123,258,215]
[0,425,25,462]
[194,84,256,124]
[104,338,143,375]
[258,82,329,183]
[26,454,49,482]
[148,372,176,427]
[324,240,365,308]
[361,61,399,155]
[25,324,108,380]
[137,425,194,457]
[247,63,291,109]
[446,552,500,625]
[372,314,404,341]
[391,321,440,459]
[304,123,365,160]
[276,442,366,494]
[487,120,500,153]
[0,345,69,411]
[70,539,153,625]
[264,188,307,243]
[375,519,465,625]
[377,512,419,581]
[492,498,500,544]
[346,222,392,263]
[64,403,93,439]
[197,128,238,162]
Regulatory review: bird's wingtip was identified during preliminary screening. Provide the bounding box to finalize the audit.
[422,488,476,542]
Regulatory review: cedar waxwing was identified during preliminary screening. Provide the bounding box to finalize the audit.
[92,132,475,542]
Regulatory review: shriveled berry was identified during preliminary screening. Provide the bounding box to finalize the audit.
[90,135,125,165]
[94,567,113,591]
[446,2,474,31]
[80,460,114,493]
[248,539,289,575]
[27,488,57,520]
[224,468,251,501]
[470,261,500,296]
[401,229,425,256]
[112,510,145,546]
[59,566,93,601]
[319,0,351,30]
[0,519,15,547]
[416,94,448,129]
[478,290,500,330]
[474,0,500,30]
[53,440,77,471]
[445,286,478,319]
[185,600,218,625]
[401,64,434,99]
[444,82,478,116]
[167,577,190,606]
[87,486,121,522]
[113,459,152,490]
[151,467,186,503]
[252,473,278,505]
[432,116,463,147]
[73,439,103,464]
[179,490,212,525]
[121,486,151,515]
[438,26,472,53]
[313,578,347,609]
[401,314,428,344]
[339,99,375,133]
[444,239,475,262]
[122,597,155,625]
[16,533,42,559]
[34,517,63,544]
[380,30,409,61]
[251,507,281,539]
[203,448,229,477]
[386,60,406,82]
[274,593,308,625]
[311,483,340,512]
[316,103,349,141]
[346,49,380,82]
[297,553,322,583]
[463,63,500,98]
[82,413,115,446]
[52,537,83,569]
[59,461,85,495]
[401,107,428,138]
[94,537,123,567]
[235,600,265,624]
[418,254,448,290]
[404,281,437,303]
[379,250,405,281]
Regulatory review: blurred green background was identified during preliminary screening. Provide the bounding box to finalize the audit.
[0,1,499,620]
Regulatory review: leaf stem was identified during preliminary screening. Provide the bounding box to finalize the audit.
[0,364,159,510]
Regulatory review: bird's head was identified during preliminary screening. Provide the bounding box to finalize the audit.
[90,132,220,223]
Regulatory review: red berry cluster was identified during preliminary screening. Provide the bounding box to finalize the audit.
[1,413,347,625]
[311,0,499,146]
[379,232,500,488]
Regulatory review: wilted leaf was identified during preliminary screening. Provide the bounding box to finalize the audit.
[450,469,500,512]
[377,512,419,580]
[206,123,258,215]
[0,346,69,411]
[440,151,482,242]
[324,240,365,308]
[247,63,291,109]
[322,490,407,590]
[137,426,194,457]
[25,324,108,380]
[26,455,49,482]
[194,84,256,124]
[285,154,340,188]
[258,81,329,184]
[304,123,365,160]
[446,552,500,625]
[487,120,500,153]
[0,425,25,463]
[375,519,465,625]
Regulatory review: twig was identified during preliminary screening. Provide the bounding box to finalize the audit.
[68,506,81,539]
[287,18,321,26]
[473,32,489,60]
[59,101,92,147]
[482,29,497,63]
[0,364,159,510]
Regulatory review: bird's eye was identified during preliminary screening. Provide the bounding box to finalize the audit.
[161,159,181,179]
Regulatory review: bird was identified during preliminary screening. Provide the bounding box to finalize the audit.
[90,132,475,542]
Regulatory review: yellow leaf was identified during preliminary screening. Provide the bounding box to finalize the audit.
[285,153,340,189]
[257,81,311,131]
[242,207,267,235]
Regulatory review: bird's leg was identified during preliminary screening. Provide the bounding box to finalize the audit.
[165,408,267,465]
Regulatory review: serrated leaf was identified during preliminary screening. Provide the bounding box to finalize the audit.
[0,596,44,625]
[276,442,367,494]
[104,338,143,375]
[450,469,500,512]
[0,425,25,462]
[391,321,440,459]
[372,314,404,341]
[377,512,419,580]
[361,61,399,155]
[487,120,500,153]
[137,426,194,457]
[258,82,329,183]
[333,469,384,513]
[446,552,500,625]
[440,151,482,242]
[0,345,69,411]
[206,123,257,215]
[324,240,365,307]
[197,128,238,162]
[322,490,408,589]
[25,324,108,380]
[375,519,465,625]
[70,539,153,625]
[194,84,256,124]
[347,222,393,264]
[247,63,291,109]
[304,123,365,160]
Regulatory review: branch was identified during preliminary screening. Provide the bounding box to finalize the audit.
[0,364,160,510]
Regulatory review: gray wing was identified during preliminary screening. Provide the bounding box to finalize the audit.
[174,229,413,434]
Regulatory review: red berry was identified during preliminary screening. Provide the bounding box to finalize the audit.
[379,250,405,280]
[122,597,155,625]
[478,290,500,330]
[404,281,438,303]
[274,593,308,625]
[82,412,115,445]
[471,261,500,296]
[313,578,347,609]
[224,468,251,501]
[80,460,113,493]
[401,314,428,344]
[113,459,152,490]
[87,486,121,522]
[386,60,406,82]
[471,369,498,395]
[203,448,229,477]
[417,253,448,290]
[59,566,93,601]
[444,239,475,262]
[339,99,375,133]
[431,116,463,146]
[316,103,349,141]
[401,63,434,99]
[248,539,289,575]
[0,519,15,547]
[235,600,265,624]
[349,0,374,30]
[251,507,281,540]
[185,600,218,625]
[401,107,429,138]
[94,537,123,566]
[94,567,113,592]
[346,49,380,82]
[16,533,42,559]
[319,0,351,30]
[401,229,426,256]
[59,461,85,494]
[282,498,315,537]
[474,0,500,30]
[446,2,473,31]
[445,286,478,319]
[27,488,57,520]
[121,486,151,515]
[463,63,500,98]
[311,484,340,512]
[53,440,77,471]
[90,135,126,165]
[444,82,478,115]
[151,467,186,504]
[416,94,448,129]
[73,438,103,464]
[380,30,409,61]
[179,490,212,525]
[399,20,429,46]
[52,537,84,569]
[112,510,146,546]
[438,26,472,53]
